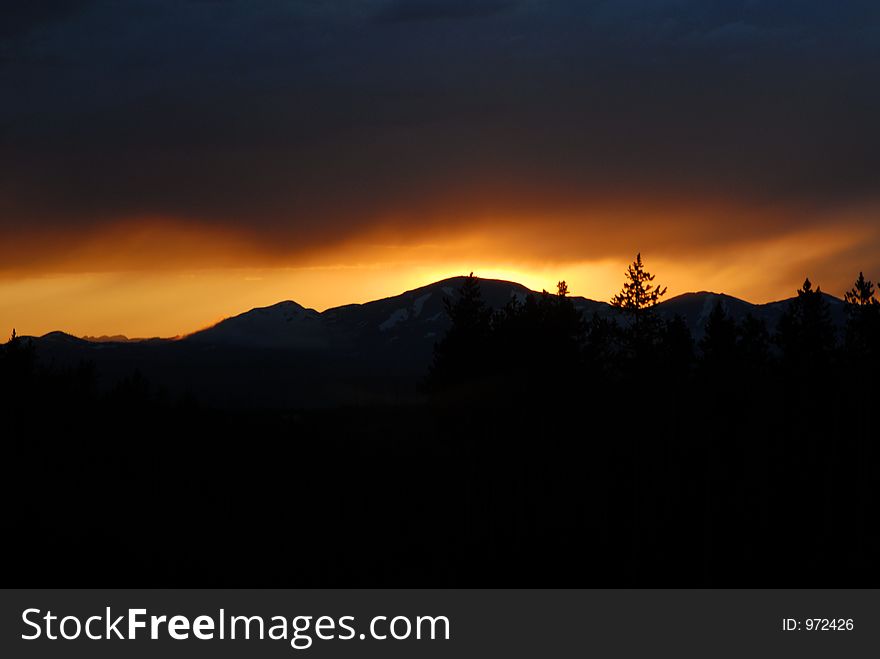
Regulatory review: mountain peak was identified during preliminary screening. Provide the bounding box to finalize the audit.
[186,299,324,349]
[35,276,850,350]
[247,300,309,313]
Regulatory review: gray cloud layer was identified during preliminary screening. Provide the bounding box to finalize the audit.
[1,1,878,262]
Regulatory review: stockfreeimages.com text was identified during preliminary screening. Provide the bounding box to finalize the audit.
[22,608,450,650]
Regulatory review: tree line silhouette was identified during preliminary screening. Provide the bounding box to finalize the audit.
[422,256,878,584]
[3,255,878,586]
[428,256,879,398]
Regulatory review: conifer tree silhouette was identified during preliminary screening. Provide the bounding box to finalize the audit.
[775,277,835,369]
[700,301,737,368]
[661,314,694,377]
[428,273,492,389]
[844,272,877,308]
[489,281,585,395]
[547,280,586,371]
[583,312,620,376]
[611,253,667,327]
[611,253,667,360]
[843,271,879,361]
[1,327,36,410]
[737,313,770,371]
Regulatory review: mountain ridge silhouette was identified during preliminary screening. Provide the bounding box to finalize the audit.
[21,275,846,345]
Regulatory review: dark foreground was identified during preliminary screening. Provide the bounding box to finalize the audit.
[5,275,879,586]
[7,370,877,587]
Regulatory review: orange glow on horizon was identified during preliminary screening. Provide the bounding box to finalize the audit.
[2,205,878,338]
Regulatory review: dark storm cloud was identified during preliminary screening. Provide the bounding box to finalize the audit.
[375,0,517,23]
[0,0,96,39]
[1,0,878,264]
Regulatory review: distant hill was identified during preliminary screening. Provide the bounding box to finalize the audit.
[21,276,846,407]
[655,290,846,340]
[186,276,549,371]
[81,334,163,343]
[655,292,757,334]
[188,300,327,350]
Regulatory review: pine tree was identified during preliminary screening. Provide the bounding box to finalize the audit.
[661,314,694,377]
[611,253,667,360]
[1,327,37,407]
[546,281,586,366]
[584,312,620,376]
[443,273,491,337]
[611,253,667,326]
[737,313,770,371]
[492,284,585,389]
[844,272,877,308]
[843,271,879,360]
[775,277,835,369]
[700,301,737,368]
[428,273,493,389]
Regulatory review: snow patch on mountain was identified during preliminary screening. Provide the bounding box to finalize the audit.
[379,308,409,331]
[412,293,431,317]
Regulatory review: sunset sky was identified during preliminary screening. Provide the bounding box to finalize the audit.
[2,1,879,337]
